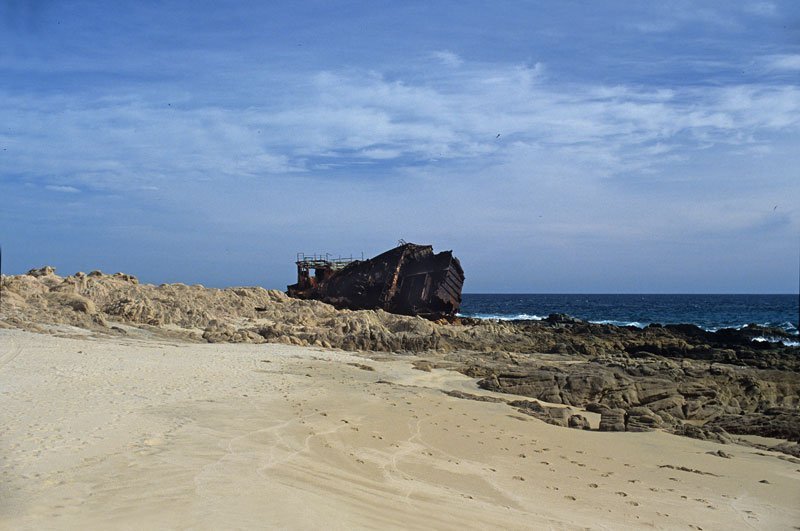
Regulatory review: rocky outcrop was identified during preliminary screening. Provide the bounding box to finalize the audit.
[568,414,591,430]
[509,400,571,427]
[625,407,665,432]
[705,409,800,442]
[599,408,626,432]
[474,355,799,426]
[2,266,798,452]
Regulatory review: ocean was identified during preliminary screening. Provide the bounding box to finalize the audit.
[459,294,799,340]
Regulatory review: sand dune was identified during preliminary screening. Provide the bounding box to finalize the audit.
[2,328,797,529]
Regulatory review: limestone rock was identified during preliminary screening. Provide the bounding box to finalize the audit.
[509,400,570,427]
[27,266,56,277]
[706,409,800,442]
[568,414,591,430]
[599,408,627,432]
[625,406,664,432]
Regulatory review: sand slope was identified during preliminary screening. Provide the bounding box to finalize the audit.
[1,328,798,530]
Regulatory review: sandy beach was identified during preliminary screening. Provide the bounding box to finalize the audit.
[2,327,797,530]
[5,0,800,527]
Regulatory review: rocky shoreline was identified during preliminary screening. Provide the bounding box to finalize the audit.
[2,266,798,456]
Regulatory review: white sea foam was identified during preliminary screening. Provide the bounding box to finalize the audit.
[459,313,545,321]
[460,313,799,338]
[589,320,646,328]
[752,336,800,347]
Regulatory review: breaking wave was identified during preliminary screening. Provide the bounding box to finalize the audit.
[459,313,545,321]
[751,336,800,347]
[588,319,645,328]
[459,294,798,338]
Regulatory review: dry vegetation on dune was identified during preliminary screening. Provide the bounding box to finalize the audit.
[0,266,451,350]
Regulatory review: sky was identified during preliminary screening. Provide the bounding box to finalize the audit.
[1,1,798,293]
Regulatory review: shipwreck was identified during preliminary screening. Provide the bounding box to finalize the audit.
[287,242,465,319]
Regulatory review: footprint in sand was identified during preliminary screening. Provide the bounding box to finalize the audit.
[564,495,576,501]
[615,491,628,497]
[588,483,598,488]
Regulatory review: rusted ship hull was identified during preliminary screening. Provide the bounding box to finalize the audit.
[287,243,464,319]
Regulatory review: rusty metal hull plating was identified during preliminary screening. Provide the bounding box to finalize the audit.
[287,243,465,320]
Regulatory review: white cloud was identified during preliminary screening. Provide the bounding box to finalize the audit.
[742,2,777,16]
[763,54,800,71]
[630,20,677,34]
[3,55,799,280]
[44,184,80,193]
[6,56,800,189]
[3,58,799,198]
[431,50,463,67]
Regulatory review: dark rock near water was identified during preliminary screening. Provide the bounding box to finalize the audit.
[544,313,585,325]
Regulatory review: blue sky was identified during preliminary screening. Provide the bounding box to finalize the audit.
[1,1,798,292]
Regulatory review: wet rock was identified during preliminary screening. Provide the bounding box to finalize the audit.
[545,313,584,325]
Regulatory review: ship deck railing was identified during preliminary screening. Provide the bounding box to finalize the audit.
[295,253,359,271]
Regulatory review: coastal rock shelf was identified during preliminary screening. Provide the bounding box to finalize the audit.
[1,266,798,456]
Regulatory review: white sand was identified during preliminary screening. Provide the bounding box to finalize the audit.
[1,328,798,530]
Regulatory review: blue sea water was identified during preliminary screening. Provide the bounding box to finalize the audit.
[459,294,799,339]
